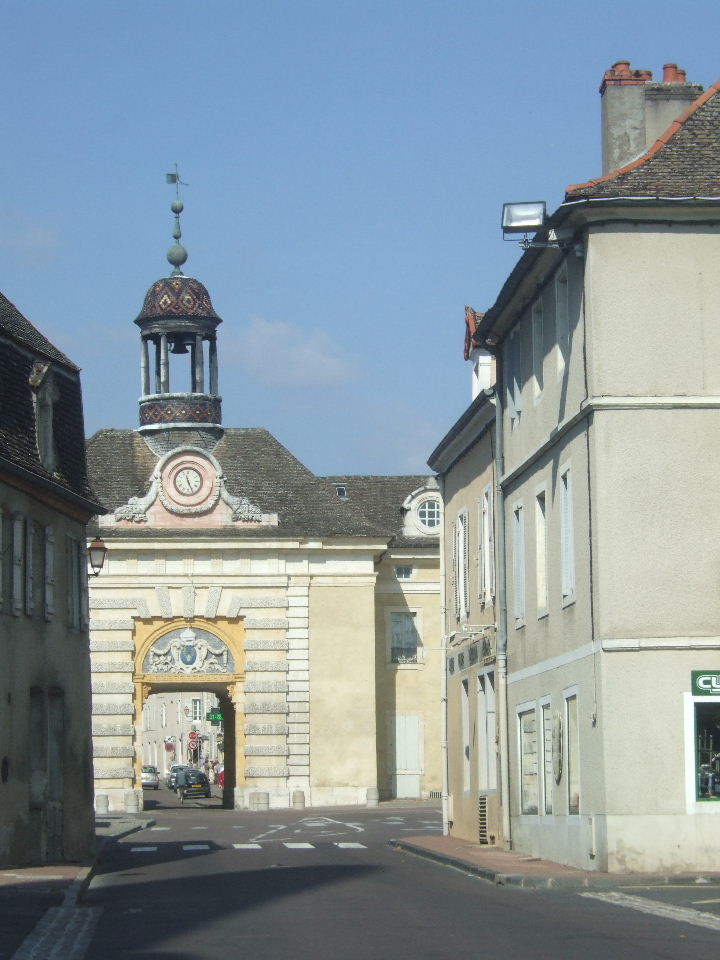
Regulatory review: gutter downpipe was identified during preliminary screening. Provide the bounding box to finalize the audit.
[438,474,451,836]
[493,385,512,850]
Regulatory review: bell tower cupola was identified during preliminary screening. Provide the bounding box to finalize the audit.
[135,179,224,455]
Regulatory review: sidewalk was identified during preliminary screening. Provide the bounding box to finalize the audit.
[390,834,720,889]
[2,815,153,960]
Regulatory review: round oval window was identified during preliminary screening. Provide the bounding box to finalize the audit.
[417,499,440,529]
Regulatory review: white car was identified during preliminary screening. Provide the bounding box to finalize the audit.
[141,765,159,790]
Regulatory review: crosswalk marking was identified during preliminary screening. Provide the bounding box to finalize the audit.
[182,844,210,851]
[283,842,314,849]
[150,827,171,832]
[233,843,262,849]
[334,842,366,849]
[130,847,157,853]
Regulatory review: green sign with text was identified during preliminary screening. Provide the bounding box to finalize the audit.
[692,671,720,696]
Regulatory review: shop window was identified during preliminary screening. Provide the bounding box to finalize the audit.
[695,700,720,800]
[519,708,538,814]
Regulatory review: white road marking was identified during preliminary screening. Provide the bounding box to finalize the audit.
[2,873,65,881]
[581,892,720,931]
[182,844,210,851]
[130,847,157,853]
[335,842,366,849]
[692,898,720,904]
[150,827,170,831]
[284,842,314,849]
[233,843,262,849]
[191,826,208,830]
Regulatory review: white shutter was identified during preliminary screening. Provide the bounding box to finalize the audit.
[513,504,525,621]
[487,485,496,601]
[462,510,469,616]
[561,469,575,599]
[451,521,459,619]
[477,498,485,601]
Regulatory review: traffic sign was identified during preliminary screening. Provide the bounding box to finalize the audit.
[188,731,198,742]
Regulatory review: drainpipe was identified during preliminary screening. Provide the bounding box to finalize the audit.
[437,474,451,836]
[493,385,512,850]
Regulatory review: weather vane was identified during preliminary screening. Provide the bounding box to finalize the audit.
[165,163,189,200]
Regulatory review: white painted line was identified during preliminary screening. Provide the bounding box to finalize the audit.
[233,843,262,849]
[130,847,158,853]
[182,844,210,851]
[335,842,366,849]
[150,827,171,832]
[283,842,314,849]
[581,892,720,931]
[191,826,208,830]
[693,898,720,904]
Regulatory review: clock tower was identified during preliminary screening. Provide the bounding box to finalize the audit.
[134,196,223,456]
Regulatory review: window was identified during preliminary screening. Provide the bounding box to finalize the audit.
[555,266,569,374]
[560,466,575,604]
[12,514,25,617]
[477,672,497,791]
[541,701,553,814]
[390,612,419,664]
[455,509,469,618]
[66,536,87,630]
[191,698,202,722]
[335,485,347,499]
[506,329,522,423]
[44,526,55,621]
[161,702,167,728]
[461,679,471,792]
[694,695,720,801]
[535,489,548,616]
[478,484,495,605]
[519,708,538,814]
[566,694,580,814]
[531,299,543,399]
[29,362,59,473]
[417,499,440,530]
[512,503,525,624]
[395,565,412,580]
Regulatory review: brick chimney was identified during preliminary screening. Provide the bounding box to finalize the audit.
[600,61,703,174]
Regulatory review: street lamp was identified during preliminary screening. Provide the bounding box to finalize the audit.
[88,535,108,576]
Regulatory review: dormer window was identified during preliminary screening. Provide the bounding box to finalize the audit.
[29,362,59,473]
[335,485,348,499]
[417,499,440,530]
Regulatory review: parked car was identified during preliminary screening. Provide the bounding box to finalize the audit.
[179,769,211,800]
[166,764,190,791]
[141,765,160,790]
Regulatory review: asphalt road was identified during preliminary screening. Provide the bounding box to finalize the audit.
[78,791,720,959]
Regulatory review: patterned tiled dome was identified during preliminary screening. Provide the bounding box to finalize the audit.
[135,276,221,323]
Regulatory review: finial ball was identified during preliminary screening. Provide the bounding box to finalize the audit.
[171,200,184,214]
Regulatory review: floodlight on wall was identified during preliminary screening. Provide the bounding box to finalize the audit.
[501,201,583,255]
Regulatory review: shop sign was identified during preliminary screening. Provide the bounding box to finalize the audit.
[691,671,720,696]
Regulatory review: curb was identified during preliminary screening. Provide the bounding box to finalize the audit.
[388,840,720,890]
[72,818,156,905]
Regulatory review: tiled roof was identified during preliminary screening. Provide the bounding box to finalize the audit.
[567,80,720,199]
[0,293,98,506]
[324,474,438,547]
[86,429,413,539]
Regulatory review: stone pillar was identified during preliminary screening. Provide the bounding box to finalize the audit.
[160,334,169,393]
[209,339,218,396]
[140,338,150,396]
[195,334,204,393]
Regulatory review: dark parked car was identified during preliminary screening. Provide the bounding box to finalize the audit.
[179,769,211,800]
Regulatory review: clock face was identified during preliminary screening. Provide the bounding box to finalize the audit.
[175,467,202,495]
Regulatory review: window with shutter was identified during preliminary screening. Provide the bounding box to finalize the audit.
[535,489,548,616]
[512,503,525,624]
[390,611,419,663]
[560,467,575,603]
[12,514,24,617]
[531,299,544,399]
[44,526,55,620]
[25,519,34,617]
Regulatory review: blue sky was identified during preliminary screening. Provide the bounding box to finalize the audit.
[3,1,719,474]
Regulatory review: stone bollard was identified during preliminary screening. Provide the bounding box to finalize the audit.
[95,794,109,816]
[291,790,306,809]
[253,791,270,811]
[366,787,379,808]
[124,790,139,815]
